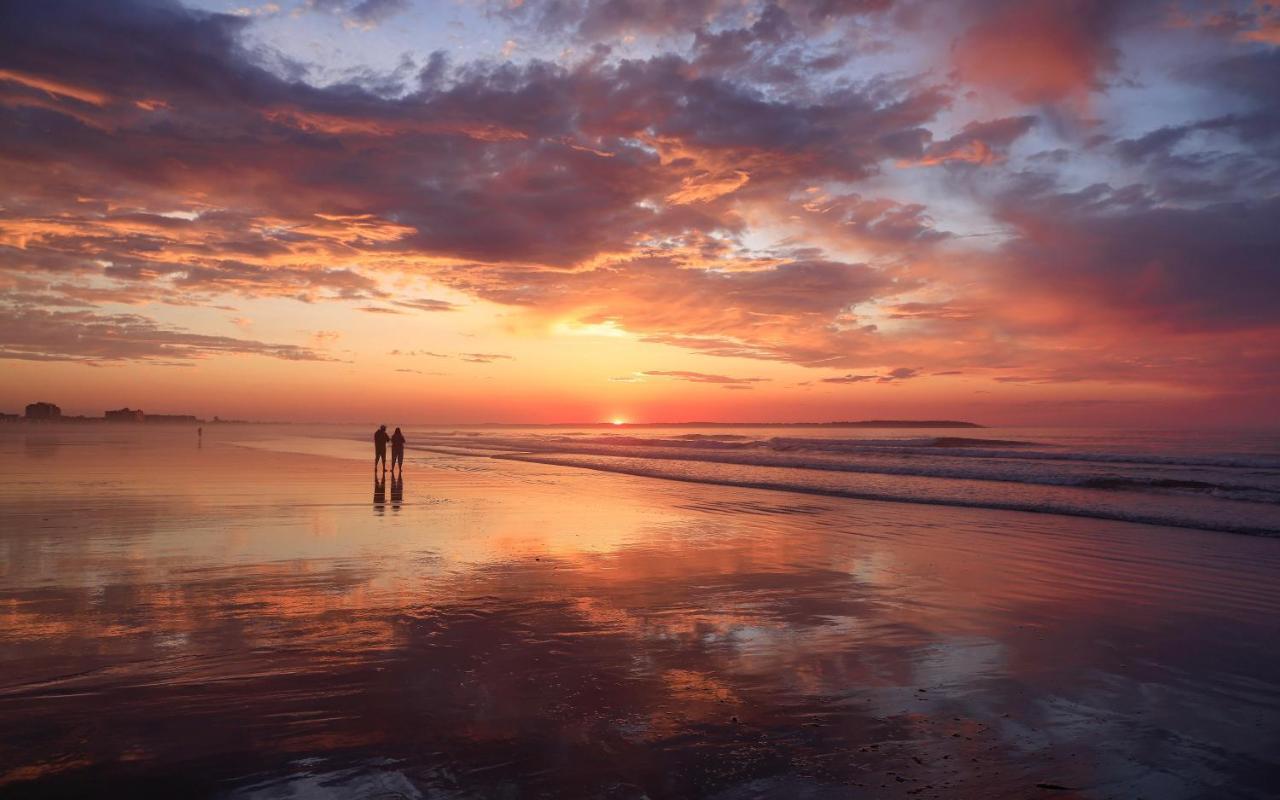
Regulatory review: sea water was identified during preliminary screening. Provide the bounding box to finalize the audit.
[392,426,1280,536]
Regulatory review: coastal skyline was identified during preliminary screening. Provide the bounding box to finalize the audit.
[2,1,1279,426]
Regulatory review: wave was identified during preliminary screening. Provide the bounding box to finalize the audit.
[405,438,1280,504]
[759,437,1280,470]
[485,452,1280,537]
[405,431,1280,472]
[321,425,1280,535]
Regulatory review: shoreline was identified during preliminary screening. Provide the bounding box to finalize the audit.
[233,435,1280,538]
[3,430,1279,797]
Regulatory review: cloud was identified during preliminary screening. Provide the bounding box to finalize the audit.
[915,116,1036,166]
[821,366,917,384]
[304,0,410,29]
[390,349,449,358]
[0,0,936,375]
[503,0,895,42]
[461,353,514,363]
[991,183,1280,331]
[0,0,1276,405]
[792,191,949,249]
[886,302,975,321]
[501,0,730,40]
[0,305,330,364]
[391,297,458,312]
[641,370,769,386]
[438,256,902,368]
[950,0,1141,109]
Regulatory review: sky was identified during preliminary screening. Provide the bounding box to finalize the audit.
[1,0,1278,425]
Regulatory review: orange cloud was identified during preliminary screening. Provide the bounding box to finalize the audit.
[952,0,1123,109]
[0,68,110,106]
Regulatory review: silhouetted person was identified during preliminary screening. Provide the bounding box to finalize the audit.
[374,424,389,472]
[391,427,406,472]
[374,473,386,512]
[390,472,403,510]
[197,426,203,448]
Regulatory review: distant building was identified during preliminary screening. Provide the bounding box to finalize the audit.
[0,412,19,423]
[145,414,199,424]
[105,407,146,422]
[25,402,61,420]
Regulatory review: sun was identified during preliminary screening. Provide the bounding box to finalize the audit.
[611,417,626,426]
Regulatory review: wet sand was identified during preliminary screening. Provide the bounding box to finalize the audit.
[1,427,1278,798]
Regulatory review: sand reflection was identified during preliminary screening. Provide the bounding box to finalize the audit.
[1,428,1278,797]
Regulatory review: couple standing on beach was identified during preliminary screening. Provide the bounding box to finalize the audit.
[374,424,406,472]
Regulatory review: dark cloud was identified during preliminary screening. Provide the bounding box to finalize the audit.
[503,0,895,42]
[392,298,457,312]
[500,0,728,40]
[917,115,1036,166]
[820,366,917,383]
[781,0,895,23]
[993,182,1280,331]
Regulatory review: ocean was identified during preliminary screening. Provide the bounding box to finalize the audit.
[374,425,1280,536]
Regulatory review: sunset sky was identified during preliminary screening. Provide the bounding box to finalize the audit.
[1,0,1278,424]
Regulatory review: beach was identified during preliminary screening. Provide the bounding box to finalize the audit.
[1,425,1278,798]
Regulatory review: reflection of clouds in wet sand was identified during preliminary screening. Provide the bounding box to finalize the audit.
[1,429,1279,797]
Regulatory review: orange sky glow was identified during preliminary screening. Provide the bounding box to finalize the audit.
[2,0,1278,425]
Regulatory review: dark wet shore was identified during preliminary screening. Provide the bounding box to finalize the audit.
[1,428,1278,798]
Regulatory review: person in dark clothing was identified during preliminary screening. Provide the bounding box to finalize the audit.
[374,424,389,472]
[390,427,406,472]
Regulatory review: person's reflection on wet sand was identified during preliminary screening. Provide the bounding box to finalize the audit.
[390,473,403,511]
[374,473,386,514]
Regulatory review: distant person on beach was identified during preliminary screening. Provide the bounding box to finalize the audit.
[374,424,389,472]
[391,427,406,472]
